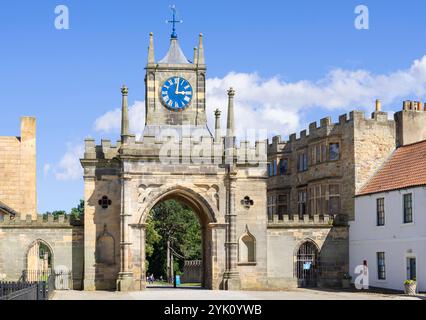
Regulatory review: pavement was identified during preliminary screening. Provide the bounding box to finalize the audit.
[52,287,423,300]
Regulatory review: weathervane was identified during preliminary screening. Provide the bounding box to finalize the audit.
[167,5,183,39]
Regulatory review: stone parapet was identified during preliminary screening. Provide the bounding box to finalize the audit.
[0,213,81,228]
[83,135,267,167]
[267,214,332,228]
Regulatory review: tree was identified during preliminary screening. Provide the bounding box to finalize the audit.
[70,200,84,221]
[43,210,67,220]
[41,200,84,222]
[146,200,202,279]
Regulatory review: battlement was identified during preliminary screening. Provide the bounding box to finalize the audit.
[268,104,394,151]
[84,138,121,160]
[83,134,267,166]
[268,214,332,227]
[0,213,81,228]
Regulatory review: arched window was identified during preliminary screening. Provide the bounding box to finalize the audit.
[239,228,256,264]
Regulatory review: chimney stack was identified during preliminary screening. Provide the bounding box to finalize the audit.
[375,99,382,112]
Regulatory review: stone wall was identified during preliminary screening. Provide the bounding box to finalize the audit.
[82,163,122,291]
[353,111,396,197]
[266,226,348,289]
[0,215,84,289]
[0,117,37,219]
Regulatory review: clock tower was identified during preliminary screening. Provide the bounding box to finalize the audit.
[144,29,208,134]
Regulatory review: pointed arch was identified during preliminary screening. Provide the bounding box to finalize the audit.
[25,239,54,272]
[138,185,218,225]
[294,238,320,288]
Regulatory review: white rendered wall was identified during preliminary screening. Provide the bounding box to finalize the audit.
[350,187,426,292]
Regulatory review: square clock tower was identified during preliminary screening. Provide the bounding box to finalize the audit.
[144,31,208,135]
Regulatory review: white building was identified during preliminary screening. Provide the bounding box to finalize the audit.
[350,140,426,293]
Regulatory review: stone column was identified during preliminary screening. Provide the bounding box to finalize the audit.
[223,169,241,290]
[117,175,134,291]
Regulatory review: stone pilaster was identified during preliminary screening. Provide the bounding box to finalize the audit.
[223,169,241,290]
[117,175,134,291]
[83,175,96,291]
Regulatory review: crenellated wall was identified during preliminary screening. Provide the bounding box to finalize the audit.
[0,214,84,288]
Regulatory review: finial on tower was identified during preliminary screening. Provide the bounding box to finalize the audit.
[121,85,129,137]
[167,5,183,39]
[148,32,155,64]
[226,88,236,148]
[198,33,205,65]
[193,47,198,65]
[214,109,222,142]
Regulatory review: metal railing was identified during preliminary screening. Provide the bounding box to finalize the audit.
[0,270,59,300]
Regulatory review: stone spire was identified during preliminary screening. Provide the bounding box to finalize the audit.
[121,85,129,138]
[193,47,198,65]
[214,109,222,142]
[198,33,205,65]
[226,88,236,148]
[148,32,155,64]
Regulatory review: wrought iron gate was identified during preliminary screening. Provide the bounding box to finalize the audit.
[296,242,318,288]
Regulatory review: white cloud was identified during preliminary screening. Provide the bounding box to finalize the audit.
[94,101,145,139]
[92,55,426,140]
[54,144,84,181]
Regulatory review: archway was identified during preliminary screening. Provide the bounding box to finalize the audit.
[295,240,319,288]
[26,239,53,282]
[138,187,217,290]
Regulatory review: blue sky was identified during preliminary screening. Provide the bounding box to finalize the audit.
[2,0,426,213]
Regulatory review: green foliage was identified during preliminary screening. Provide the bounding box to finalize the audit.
[43,210,67,220]
[404,280,416,285]
[42,200,84,221]
[146,200,202,278]
[70,200,85,221]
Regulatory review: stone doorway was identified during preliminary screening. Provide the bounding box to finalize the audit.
[295,241,319,288]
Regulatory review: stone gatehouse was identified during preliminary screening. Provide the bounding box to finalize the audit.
[2,29,426,292]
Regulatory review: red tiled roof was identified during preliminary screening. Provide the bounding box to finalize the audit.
[358,140,426,196]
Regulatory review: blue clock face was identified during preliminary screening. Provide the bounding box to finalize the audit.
[161,77,193,111]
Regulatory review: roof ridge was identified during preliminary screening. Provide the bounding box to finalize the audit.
[398,139,426,149]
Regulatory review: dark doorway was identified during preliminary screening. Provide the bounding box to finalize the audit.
[407,257,416,281]
[296,241,319,288]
